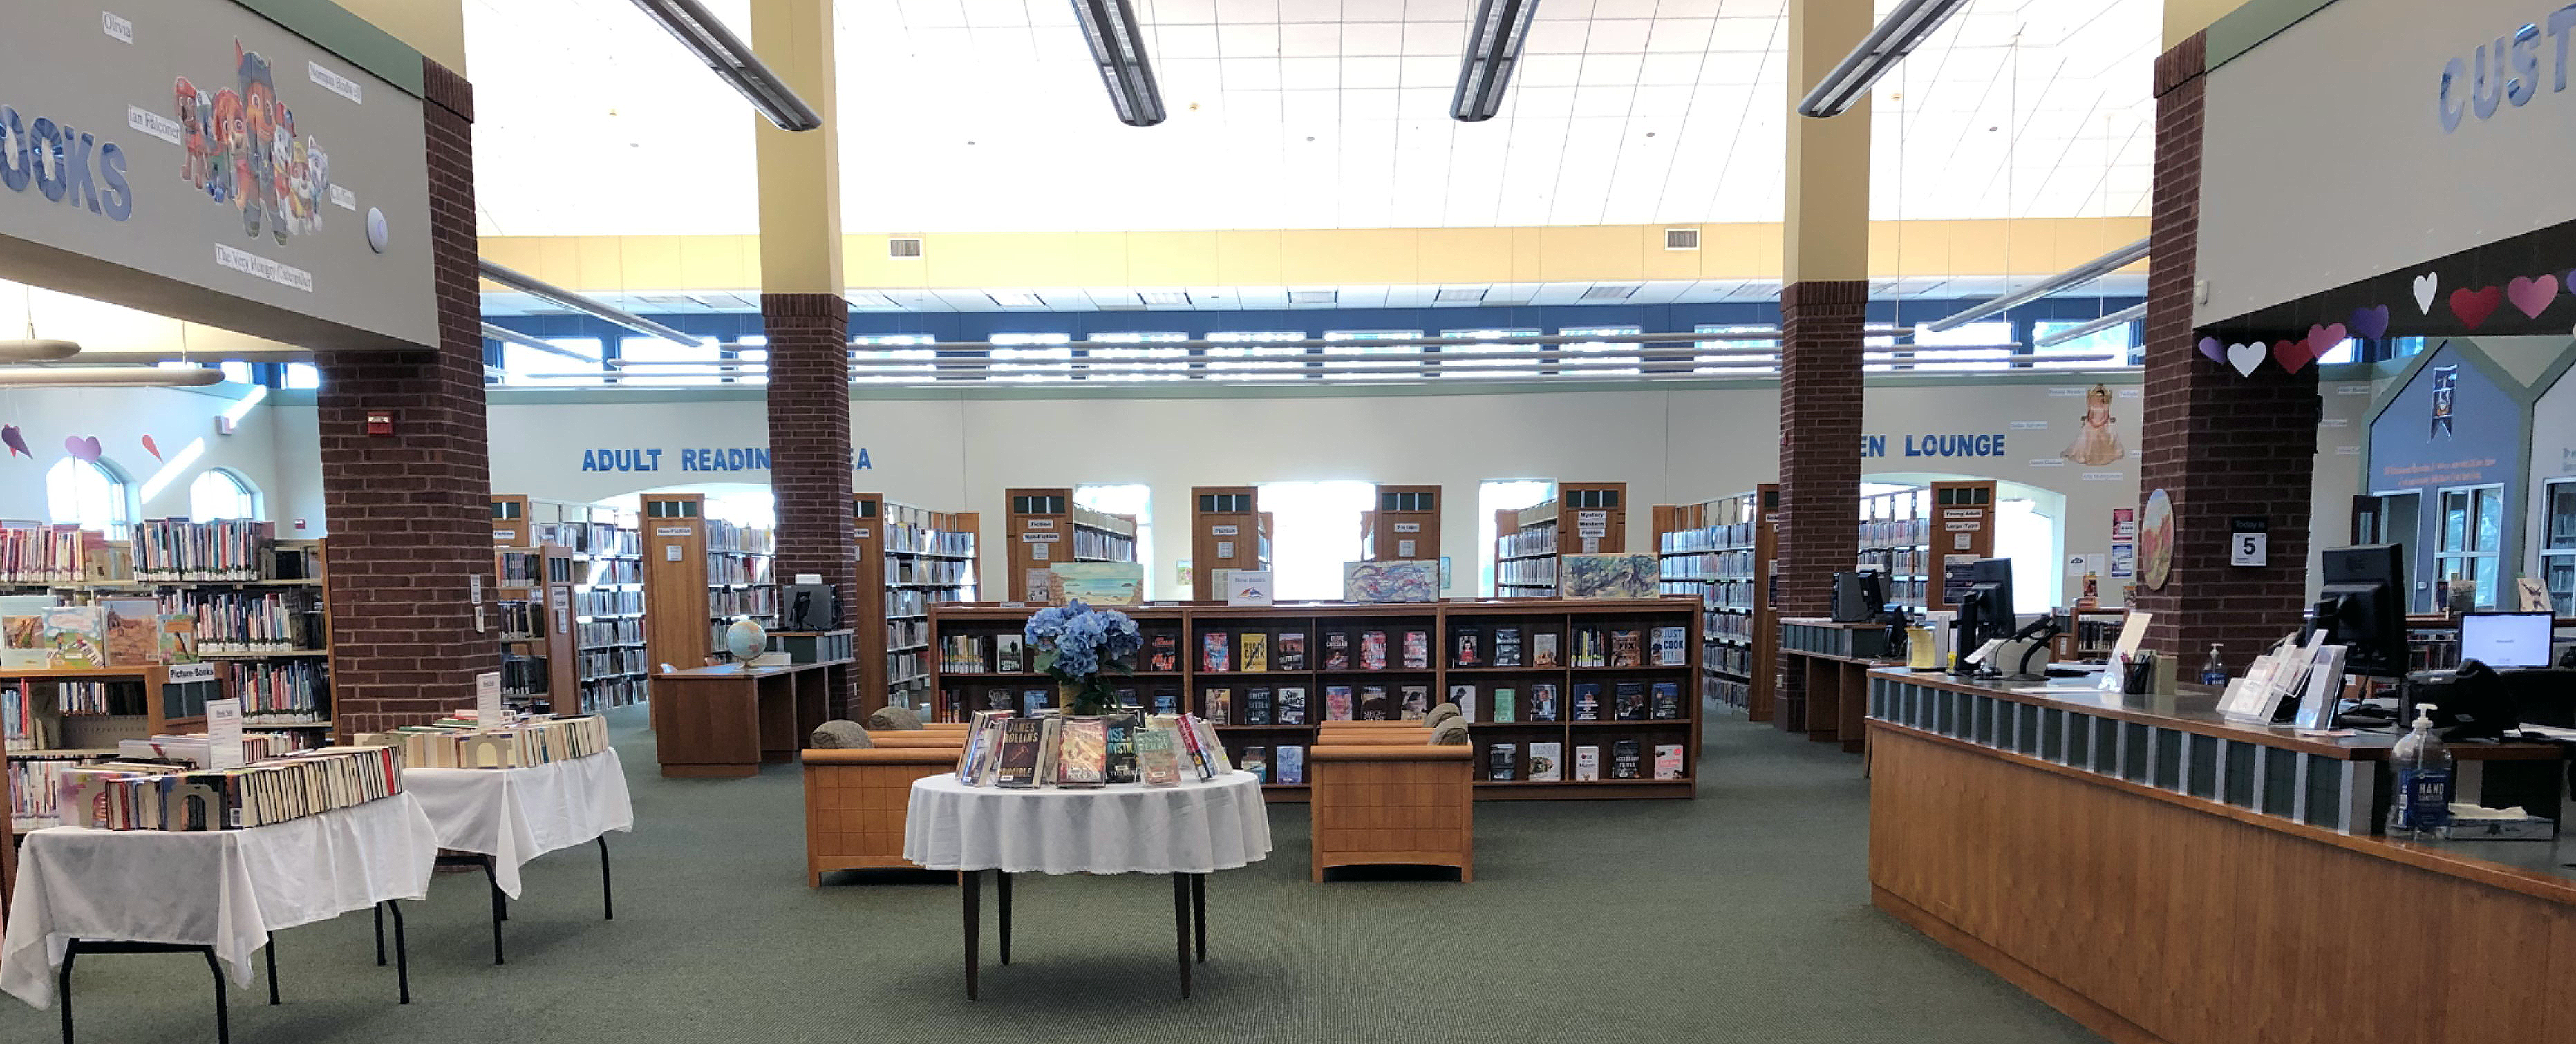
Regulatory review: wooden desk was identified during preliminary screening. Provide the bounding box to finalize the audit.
[1776,618,1897,750]
[1865,668,2576,1044]
[651,661,851,777]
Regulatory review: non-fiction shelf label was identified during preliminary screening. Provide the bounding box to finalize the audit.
[1024,519,1055,529]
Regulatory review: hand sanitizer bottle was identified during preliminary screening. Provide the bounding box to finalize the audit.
[2199,644,2227,686]
[2387,703,2452,841]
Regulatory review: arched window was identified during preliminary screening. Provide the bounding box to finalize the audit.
[189,469,260,522]
[46,457,134,538]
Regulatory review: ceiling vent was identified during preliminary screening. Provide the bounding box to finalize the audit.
[1580,284,1641,301]
[888,237,924,258]
[1664,228,1700,251]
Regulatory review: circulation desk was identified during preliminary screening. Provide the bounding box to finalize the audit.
[1864,668,2576,1044]
[650,660,851,777]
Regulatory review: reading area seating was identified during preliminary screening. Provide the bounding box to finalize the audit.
[1309,743,1474,882]
[801,742,964,885]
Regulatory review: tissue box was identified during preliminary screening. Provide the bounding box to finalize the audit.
[2438,815,2556,842]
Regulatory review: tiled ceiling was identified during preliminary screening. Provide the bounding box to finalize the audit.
[467,0,2154,238]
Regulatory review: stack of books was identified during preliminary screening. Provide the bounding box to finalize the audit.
[55,745,403,831]
[357,714,611,768]
[953,709,1233,788]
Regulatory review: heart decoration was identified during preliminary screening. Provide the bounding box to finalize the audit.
[0,426,26,459]
[2301,322,2346,365]
[2225,342,2266,377]
[2450,285,2503,330]
[2412,272,2440,314]
[2274,337,2315,374]
[2507,274,2559,319]
[142,435,162,462]
[2350,304,2389,341]
[2198,336,2226,364]
[64,435,101,462]
[2567,270,2575,296]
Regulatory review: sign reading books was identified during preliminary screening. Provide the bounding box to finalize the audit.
[1224,569,1275,607]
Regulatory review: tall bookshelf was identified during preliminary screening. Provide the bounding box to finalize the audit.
[854,493,977,718]
[491,495,579,713]
[1856,486,1934,611]
[1495,482,1627,598]
[927,598,1702,801]
[1926,480,1997,611]
[1359,484,1440,563]
[1655,484,1778,719]
[640,493,776,674]
[545,501,647,712]
[1002,488,1137,605]
[1190,486,1272,600]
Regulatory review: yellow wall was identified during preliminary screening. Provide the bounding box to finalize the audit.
[335,0,466,73]
[2165,0,2255,46]
[480,218,2147,294]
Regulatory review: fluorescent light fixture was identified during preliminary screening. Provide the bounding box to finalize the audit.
[1140,291,1192,306]
[476,260,702,348]
[0,339,80,362]
[1435,287,1489,303]
[1925,238,2151,332]
[2033,303,2149,348]
[137,437,207,503]
[0,366,224,387]
[1070,0,1166,126]
[988,292,1045,307]
[482,323,604,362]
[1452,0,1540,121]
[1288,290,1338,305]
[1796,0,1971,118]
[1580,285,1640,301]
[627,0,822,131]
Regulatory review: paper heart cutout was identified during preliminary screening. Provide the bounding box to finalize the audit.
[2198,336,2225,364]
[2413,272,2440,314]
[2507,275,2558,319]
[2275,337,2315,374]
[63,435,100,462]
[2225,342,2266,377]
[2451,285,2503,330]
[2350,304,2389,341]
[141,435,162,462]
[0,426,26,459]
[2304,323,2346,362]
[2567,270,2575,296]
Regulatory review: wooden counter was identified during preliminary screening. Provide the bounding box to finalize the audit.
[1866,668,2576,1044]
[651,660,852,777]
[1776,618,1898,751]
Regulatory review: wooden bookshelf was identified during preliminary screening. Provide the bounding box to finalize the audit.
[1002,488,1137,605]
[1925,480,1997,611]
[8,664,224,840]
[1360,484,1440,563]
[640,493,776,680]
[1655,484,1779,720]
[854,493,978,719]
[491,531,578,713]
[1496,482,1628,598]
[1190,486,1272,600]
[925,598,1702,801]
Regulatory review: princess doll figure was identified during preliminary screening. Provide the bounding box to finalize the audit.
[2060,383,2127,466]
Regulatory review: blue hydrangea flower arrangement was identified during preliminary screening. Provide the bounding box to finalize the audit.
[1024,600,1143,715]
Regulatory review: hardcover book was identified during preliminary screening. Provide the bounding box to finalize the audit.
[1532,632,1561,668]
[1402,629,1429,670]
[995,634,1025,673]
[1275,744,1305,785]
[1609,629,1644,668]
[1136,726,1181,785]
[41,605,105,669]
[1021,688,1051,716]
[1203,687,1233,725]
[1487,742,1518,781]
[1325,685,1355,721]
[1245,686,1274,725]
[1574,745,1601,781]
[1202,632,1232,672]
[1530,683,1559,722]
[1147,633,1178,672]
[1104,713,1142,784]
[1650,681,1682,719]
[1277,631,1307,670]
[1651,626,1689,667]
[1613,681,1647,721]
[1494,627,1523,667]
[1447,683,1476,722]
[1241,632,1270,672]
[1453,627,1482,667]
[1357,685,1391,720]
[1277,686,1308,725]
[1360,630,1389,670]
[1323,630,1352,670]
[1054,717,1109,786]
[1653,743,1685,780]
[1032,717,1066,784]
[993,718,1046,788]
[1241,746,1269,784]
[1610,739,1642,779]
[101,598,160,666]
[1572,683,1602,721]
[1116,687,1142,710]
[1528,741,1563,782]
[1574,628,1606,668]
[1,594,55,670]
[1492,686,1516,723]
[982,688,1014,712]
[1398,685,1429,719]
[1151,692,1180,716]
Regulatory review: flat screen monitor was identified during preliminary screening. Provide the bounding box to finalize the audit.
[2461,611,2555,669]
[1961,558,2016,649]
[2314,544,2407,676]
[1832,571,1887,623]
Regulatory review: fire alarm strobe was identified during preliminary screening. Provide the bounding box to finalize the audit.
[366,410,394,437]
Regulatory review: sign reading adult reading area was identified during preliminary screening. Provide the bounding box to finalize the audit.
[0,1,436,350]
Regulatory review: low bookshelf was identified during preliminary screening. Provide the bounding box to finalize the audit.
[925,598,1702,801]
[1655,484,1778,720]
[1496,482,1628,598]
[854,493,977,719]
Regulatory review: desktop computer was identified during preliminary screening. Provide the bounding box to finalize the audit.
[2310,544,2407,677]
[2460,611,2556,669]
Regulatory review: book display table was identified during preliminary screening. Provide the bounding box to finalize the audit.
[1,792,439,1041]
[903,772,1272,1000]
[404,750,636,964]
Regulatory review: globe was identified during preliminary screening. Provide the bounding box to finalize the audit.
[725,618,769,662]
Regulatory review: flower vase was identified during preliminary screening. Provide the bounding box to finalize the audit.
[1060,678,1115,716]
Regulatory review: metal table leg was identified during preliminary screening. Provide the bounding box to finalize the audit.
[1192,873,1207,963]
[597,835,615,920]
[997,871,1013,966]
[384,900,411,1004]
[961,869,981,1001]
[1170,873,1192,999]
[264,932,279,1005]
[57,942,76,1044]
[373,904,385,966]
[202,949,229,1044]
[57,941,234,1044]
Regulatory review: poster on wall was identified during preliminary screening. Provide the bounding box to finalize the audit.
[2140,490,2175,590]
[2059,384,2128,466]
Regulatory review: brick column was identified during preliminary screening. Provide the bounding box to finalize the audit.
[314,59,496,739]
[2132,34,2322,668]
[1774,279,1868,728]
[763,292,856,716]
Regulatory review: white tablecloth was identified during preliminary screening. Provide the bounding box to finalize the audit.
[903,772,1272,875]
[1,791,439,1009]
[402,750,635,899]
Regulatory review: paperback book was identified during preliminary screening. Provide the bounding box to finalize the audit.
[1241,746,1269,783]
[1650,681,1682,719]
[1402,629,1429,670]
[1399,685,1429,719]
[1151,692,1180,716]
[1453,627,1482,667]
[1277,686,1308,725]
[1651,626,1688,667]
[1609,629,1644,668]
[1020,689,1050,716]
[1533,632,1561,668]
[1053,717,1109,786]
[1653,743,1685,780]
[1202,632,1232,672]
[1487,742,1518,781]
[1572,683,1602,721]
[1147,633,1178,672]
[1136,726,1181,785]
[1241,632,1270,672]
[1613,681,1647,721]
[996,634,1025,673]
[1275,744,1304,785]
[1358,685,1391,720]
[1203,687,1233,725]
[1492,686,1516,723]
[1530,683,1560,722]
[1447,683,1476,722]
[1325,685,1355,721]
[1360,630,1388,670]
[1245,687,1273,725]
[1104,713,1141,784]
[994,718,1046,788]
[1574,745,1601,781]
[1528,741,1563,781]
[1494,627,1523,667]
[1277,632,1307,670]
[1324,630,1352,670]
[1610,739,1642,779]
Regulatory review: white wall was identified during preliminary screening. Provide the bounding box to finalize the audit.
[0,383,290,526]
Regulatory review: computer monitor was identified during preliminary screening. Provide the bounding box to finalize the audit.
[2461,611,2555,669]
[1831,571,1888,623]
[2312,544,2406,677]
[1959,558,2017,649]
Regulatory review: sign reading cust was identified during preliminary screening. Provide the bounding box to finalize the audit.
[0,1,435,350]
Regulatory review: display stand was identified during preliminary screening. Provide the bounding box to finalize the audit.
[853,494,977,717]
[1001,488,1136,605]
[1360,484,1440,563]
[1190,486,1271,600]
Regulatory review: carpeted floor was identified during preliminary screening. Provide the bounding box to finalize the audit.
[1,705,2100,1043]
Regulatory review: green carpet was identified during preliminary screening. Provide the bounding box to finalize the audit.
[1,705,2100,1043]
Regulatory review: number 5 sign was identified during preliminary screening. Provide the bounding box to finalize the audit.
[2230,517,2268,567]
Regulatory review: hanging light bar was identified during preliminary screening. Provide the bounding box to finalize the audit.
[476,260,703,348]
[0,339,81,362]
[482,323,605,363]
[2033,303,2148,348]
[628,0,822,131]
[1795,0,1972,118]
[1071,0,1166,126]
[0,366,224,387]
[1924,238,2151,332]
[1451,0,1541,122]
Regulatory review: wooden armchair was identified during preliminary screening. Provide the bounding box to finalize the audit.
[801,745,961,885]
[1309,743,1474,882]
